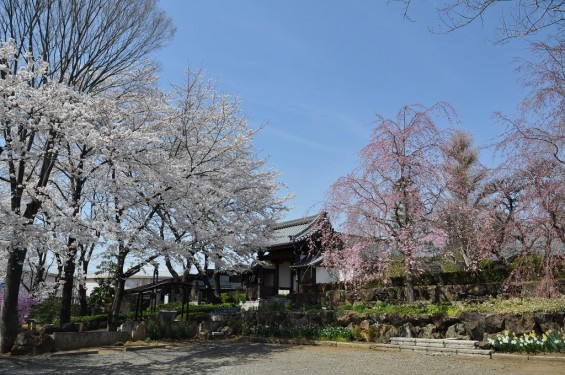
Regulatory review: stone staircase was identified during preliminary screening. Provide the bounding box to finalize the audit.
[374,337,493,357]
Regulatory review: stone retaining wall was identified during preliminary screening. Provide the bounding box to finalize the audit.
[52,330,131,351]
[291,279,565,307]
[241,310,565,344]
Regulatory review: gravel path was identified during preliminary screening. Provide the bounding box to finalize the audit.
[1,341,563,375]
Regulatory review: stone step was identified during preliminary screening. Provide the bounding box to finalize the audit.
[389,337,478,350]
[373,343,493,357]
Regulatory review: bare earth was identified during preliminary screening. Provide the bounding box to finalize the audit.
[1,341,563,375]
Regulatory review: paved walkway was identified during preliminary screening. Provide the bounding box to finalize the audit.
[1,340,564,375]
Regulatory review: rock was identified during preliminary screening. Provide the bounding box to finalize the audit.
[504,313,536,335]
[34,334,55,354]
[485,314,505,333]
[131,321,147,341]
[419,324,436,338]
[466,284,489,297]
[41,324,60,335]
[336,313,354,327]
[358,289,377,302]
[221,325,233,336]
[459,312,486,341]
[11,331,36,355]
[11,331,54,355]
[319,310,336,326]
[434,315,460,332]
[358,320,378,342]
[328,290,343,306]
[399,322,415,338]
[445,323,466,339]
[360,328,375,342]
[534,312,564,333]
[61,323,78,332]
[375,324,398,343]
[359,319,372,330]
[476,339,492,350]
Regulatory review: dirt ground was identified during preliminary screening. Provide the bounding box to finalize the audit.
[1,340,564,375]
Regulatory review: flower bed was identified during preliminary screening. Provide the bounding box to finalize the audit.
[488,330,565,353]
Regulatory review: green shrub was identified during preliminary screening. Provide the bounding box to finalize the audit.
[352,303,367,313]
[146,320,197,340]
[70,314,107,324]
[247,324,353,342]
[227,316,243,336]
[478,259,495,270]
[510,255,544,278]
[185,312,209,322]
[30,297,60,324]
[221,289,246,304]
[319,326,354,341]
[349,326,363,341]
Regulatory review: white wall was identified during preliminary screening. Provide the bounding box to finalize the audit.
[316,267,339,284]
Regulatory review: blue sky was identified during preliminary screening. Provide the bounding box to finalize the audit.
[155,0,537,221]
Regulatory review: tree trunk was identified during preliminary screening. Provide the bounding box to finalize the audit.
[194,261,219,303]
[213,271,221,300]
[404,263,415,304]
[78,283,89,316]
[107,250,127,332]
[107,276,126,331]
[0,246,26,353]
[1,196,44,353]
[78,257,91,316]
[60,238,78,324]
[164,255,181,282]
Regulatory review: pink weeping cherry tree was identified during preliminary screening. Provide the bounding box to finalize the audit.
[323,103,456,303]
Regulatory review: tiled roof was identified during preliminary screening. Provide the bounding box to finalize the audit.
[265,214,320,248]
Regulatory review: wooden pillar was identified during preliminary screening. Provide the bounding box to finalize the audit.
[274,262,279,295]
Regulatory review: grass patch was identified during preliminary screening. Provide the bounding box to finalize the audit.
[456,296,565,315]
[338,297,565,317]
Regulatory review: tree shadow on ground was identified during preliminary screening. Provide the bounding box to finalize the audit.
[0,340,295,375]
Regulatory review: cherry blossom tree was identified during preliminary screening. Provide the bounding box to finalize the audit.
[499,39,565,164]
[145,71,287,301]
[325,103,455,303]
[0,0,174,340]
[93,70,287,329]
[494,156,565,297]
[0,43,103,352]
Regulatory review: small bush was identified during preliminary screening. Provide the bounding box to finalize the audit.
[478,259,495,270]
[70,314,107,324]
[185,312,210,322]
[29,297,60,324]
[352,303,367,313]
[247,324,353,342]
[221,289,246,304]
[319,326,354,341]
[146,320,197,340]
